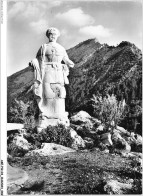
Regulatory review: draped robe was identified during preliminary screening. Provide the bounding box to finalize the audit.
[30,42,74,127]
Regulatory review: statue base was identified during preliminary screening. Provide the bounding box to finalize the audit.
[36,112,70,133]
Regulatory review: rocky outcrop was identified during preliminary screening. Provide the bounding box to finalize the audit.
[7,163,29,194]
[70,111,141,153]
[7,133,32,157]
[100,132,113,146]
[13,135,31,151]
[7,110,141,156]
[70,111,101,127]
[25,143,75,156]
[70,128,85,150]
[83,137,94,149]
[112,131,131,153]
[70,111,100,140]
[104,180,132,194]
[128,133,142,152]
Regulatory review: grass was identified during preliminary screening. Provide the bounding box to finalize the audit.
[8,148,142,194]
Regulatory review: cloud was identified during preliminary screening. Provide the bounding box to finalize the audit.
[30,19,48,34]
[8,1,62,19]
[60,29,68,36]
[56,8,94,27]
[49,1,62,7]
[8,2,26,18]
[79,25,112,38]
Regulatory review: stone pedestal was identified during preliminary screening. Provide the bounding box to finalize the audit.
[36,112,70,132]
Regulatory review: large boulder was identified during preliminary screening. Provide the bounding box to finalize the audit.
[70,111,100,128]
[13,135,31,151]
[112,131,131,153]
[104,180,132,194]
[7,134,32,157]
[113,127,142,153]
[127,133,142,153]
[25,143,75,156]
[83,137,94,149]
[115,126,130,136]
[100,132,113,146]
[121,152,142,168]
[70,128,85,150]
[70,111,100,139]
[7,163,29,194]
[7,163,28,186]
[130,133,142,145]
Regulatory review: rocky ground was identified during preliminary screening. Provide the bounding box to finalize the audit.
[8,148,142,195]
[7,111,142,195]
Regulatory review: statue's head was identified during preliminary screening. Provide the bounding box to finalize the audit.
[46,27,60,42]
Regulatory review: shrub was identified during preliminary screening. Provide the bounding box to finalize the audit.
[7,99,36,127]
[91,94,127,132]
[24,124,73,148]
[7,143,28,157]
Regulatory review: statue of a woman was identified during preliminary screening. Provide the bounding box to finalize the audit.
[30,27,74,130]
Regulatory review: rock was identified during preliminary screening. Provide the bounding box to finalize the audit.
[7,184,21,194]
[122,152,142,167]
[70,128,85,149]
[83,137,94,149]
[22,179,44,190]
[7,163,29,186]
[116,126,129,135]
[7,153,12,159]
[104,180,132,194]
[135,134,142,145]
[70,111,100,140]
[100,132,113,146]
[103,149,109,153]
[70,111,101,128]
[98,142,108,151]
[128,152,142,159]
[112,131,131,152]
[26,143,75,156]
[131,133,142,145]
[13,135,31,151]
[7,163,29,194]
[96,124,104,132]
[128,133,142,152]
[125,143,131,152]
[74,125,98,140]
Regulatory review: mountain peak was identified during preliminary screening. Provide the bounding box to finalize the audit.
[117,41,136,48]
[67,38,101,65]
[93,37,99,43]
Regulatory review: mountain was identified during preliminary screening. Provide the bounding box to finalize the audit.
[7,39,142,133]
[66,40,142,112]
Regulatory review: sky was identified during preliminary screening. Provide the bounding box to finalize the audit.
[7,0,142,76]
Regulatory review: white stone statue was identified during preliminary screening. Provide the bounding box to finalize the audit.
[30,27,74,130]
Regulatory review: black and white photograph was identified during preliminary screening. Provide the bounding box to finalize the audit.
[1,0,142,195]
